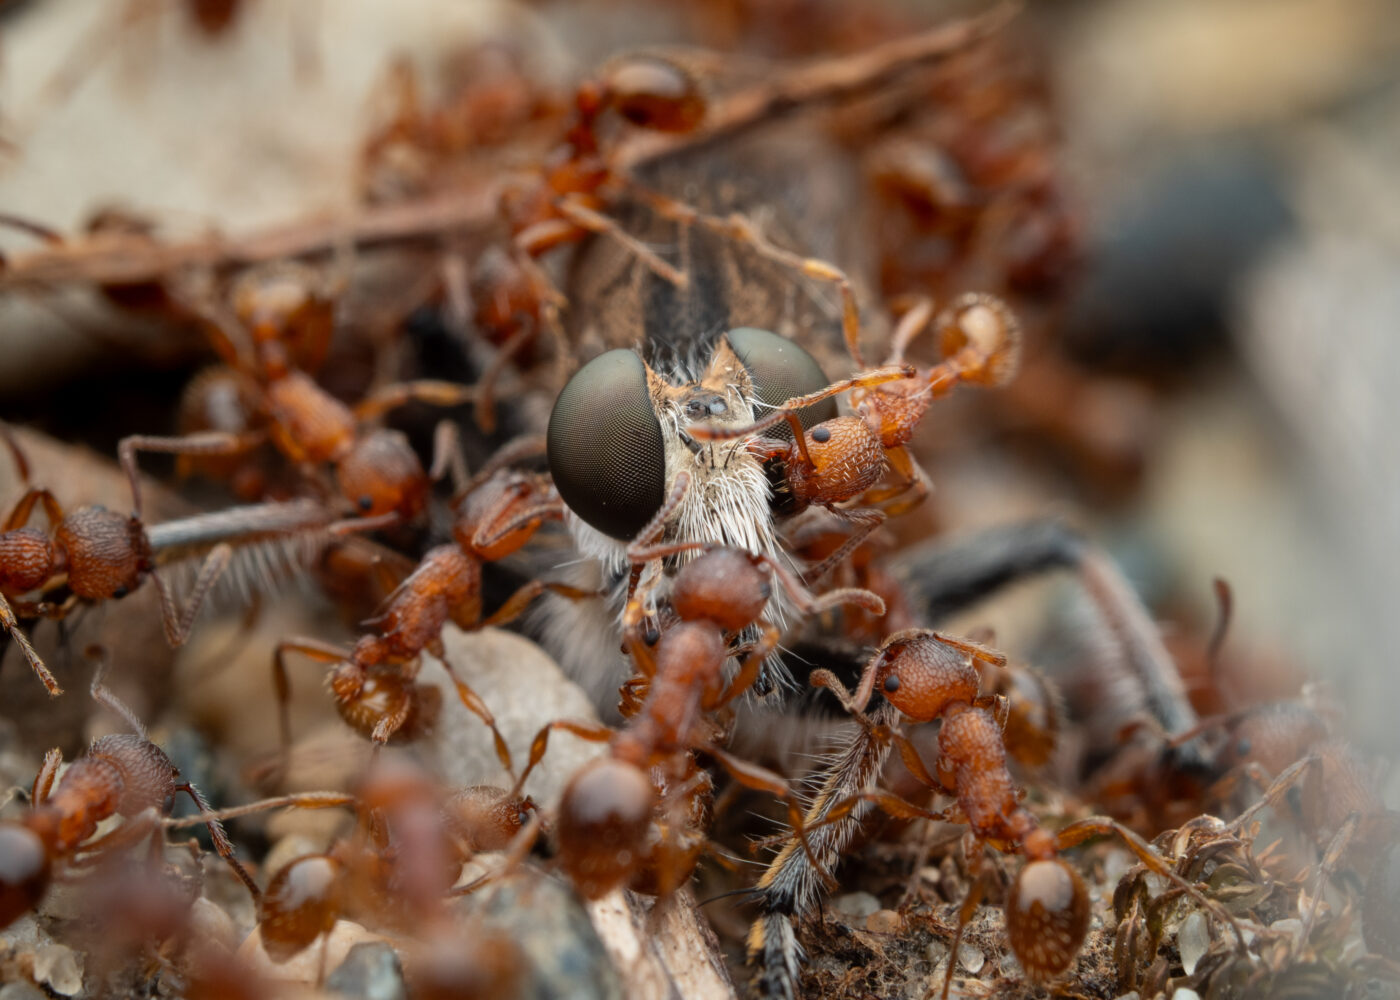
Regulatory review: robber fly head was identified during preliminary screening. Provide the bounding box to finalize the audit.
[547,327,835,567]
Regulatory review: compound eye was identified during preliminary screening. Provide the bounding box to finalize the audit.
[725,328,836,441]
[548,350,666,540]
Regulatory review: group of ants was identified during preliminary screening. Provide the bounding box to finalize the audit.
[2,23,1399,1000]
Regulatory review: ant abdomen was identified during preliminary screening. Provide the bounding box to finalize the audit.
[936,293,1022,389]
[259,855,345,961]
[1004,858,1090,982]
[0,824,50,928]
[56,507,149,600]
[602,56,705,133]
[557,758,656,899]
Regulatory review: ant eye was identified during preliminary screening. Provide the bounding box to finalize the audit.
[725,328,836,442]
[111,586,129,599]
[548,350,666,540]
[358,495,374,511]
[884,675,901,693]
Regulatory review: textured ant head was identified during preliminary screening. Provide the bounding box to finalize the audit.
[56,507,150,601]
[868,631,979,721]
[0,823,50,929]
[670,548,771,632]
[335,429,428,520]
[1004,858,1090,983]
[445,786,536,854]
[557,757,656,899]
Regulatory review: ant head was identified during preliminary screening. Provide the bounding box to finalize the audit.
[0,824,50,929]
[232,264,335,375]
[557,757,656,899]
[445,786,535,854]
[868,631,979,722]
[335,429,428,520]
[456,472,555,561]
[55,507,148,601]
[671,549,770,631]
[1004,858,1089,983]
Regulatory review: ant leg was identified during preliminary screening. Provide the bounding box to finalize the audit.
[0,424,32,483]
[471,325,534,434]
[886,296,934,365]
[272,639,350,779]
[942,833,990,1000]
[684,365,915,443]
[87,644,148,738]
[3,487,63,531]
[622,471,692,562]
[1,594,60,695]
[555,195,688,289]
[1053,815,1247,951]
[511,719,613,797]
[751,551,886,620]
[428,420,468,494]
[31,748,62,805]
[454,434,546,501]
[435,660,516,780]
[859,446,930,517]
[174,780,262,904]
[447,809,545,898]
[636,191,867,368]
[146,543,232,647]
[352,380,475,422]
[164,791,356,826]
[119,432,264,520]
[800,508,885,586]
[706,623,779,710]
[480,580,600,629]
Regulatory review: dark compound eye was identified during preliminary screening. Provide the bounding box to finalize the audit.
[548,350,666,541]
[725,328,836,441]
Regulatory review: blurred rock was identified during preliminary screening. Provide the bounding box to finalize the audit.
[238,919,385,984]
[418,625,608,811]
[461,870,622,1000]
[327,942,408,1000]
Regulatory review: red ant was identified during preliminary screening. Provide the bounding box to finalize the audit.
[747,628,1246,999]
[166,755,535,984]
[120,263,474,524]
[689,293,1021,529]
[510,488,887,901]
[0,660,258,931]
[0,431,231,696]
[271,462,596,772]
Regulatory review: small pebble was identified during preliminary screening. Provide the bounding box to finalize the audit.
[865,909,903,934]
[33,943,83,997]
[189,896,240,953]
[957,943,985,975]
[1114,993,1140,1000]
[917,866,942,886]
[832,892,881,919]
[925,940,949,964]
[1177,911,1208,975]
[1170,990,1201,1000]
[326,942,408,1000]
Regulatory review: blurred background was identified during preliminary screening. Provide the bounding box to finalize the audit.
[1,0,1398,760]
